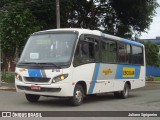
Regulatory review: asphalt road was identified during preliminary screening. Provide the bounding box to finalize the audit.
[0,86,160,120]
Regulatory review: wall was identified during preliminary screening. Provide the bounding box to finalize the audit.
[146,66,160,76]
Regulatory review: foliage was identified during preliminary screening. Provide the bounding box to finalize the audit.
[1,72,15,83]
[24,0,56,29]
[142,41,160,67]
[67,0,98,29]
[146,76,160,81]
[23,0,74,29]
[153,77,160,81]
[146,76,154,81]
[109,0,159,38]
[67,0,159,38]
[0,0,159,71]
[0,0,42,70]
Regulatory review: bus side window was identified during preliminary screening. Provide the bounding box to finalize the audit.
[132,46,143,65]
[101,39,117,63]
[109,41,117,63]
[118,42,132,64]
[118,42,127,63]
[126,44,131,63]
[73,37,99,66]
[101,41,109,63]
[81,42,90,58]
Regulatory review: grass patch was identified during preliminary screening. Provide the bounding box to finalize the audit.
[146,76,160,81]
[153,77,160,81]
[1,72,15,83]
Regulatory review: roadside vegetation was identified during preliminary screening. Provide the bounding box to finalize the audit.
[153,77,160,81]
[1,72,15,83]
[146,76,160,81]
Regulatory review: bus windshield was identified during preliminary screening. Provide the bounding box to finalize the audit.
[19,33,77,66]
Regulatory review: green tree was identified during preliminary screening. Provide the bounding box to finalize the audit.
[67,0,98,29]
[0,0,159,71]
[0,1,41,71]
[109,0,159,38]
[67,0,159,39]
[142,42,160,67]
[24,0,73,29]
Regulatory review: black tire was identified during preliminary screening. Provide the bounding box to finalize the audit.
[69,84,84,106]
[120,83,130,99]
[25,94,40,103]
[114,83,130,99]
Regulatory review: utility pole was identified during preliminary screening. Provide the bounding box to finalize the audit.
[56,0,60,28]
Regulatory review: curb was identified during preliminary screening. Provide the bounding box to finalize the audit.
[0,87,16,91]
[0,82,16,91]
[145,81,160,87]
[146,81,160,84]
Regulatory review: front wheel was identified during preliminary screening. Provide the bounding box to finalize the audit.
[25,94,40,103]
[69,84,84,106]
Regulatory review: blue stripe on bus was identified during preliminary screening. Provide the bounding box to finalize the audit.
[28,69,42,78]
[121,39,143,47]
[116,65,140,79]
[88,63,100,94]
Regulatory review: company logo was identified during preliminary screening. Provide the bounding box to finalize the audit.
[2,112,11,117]
[123,67,135,78]
[103,68,113,75]
[1,112,42,117]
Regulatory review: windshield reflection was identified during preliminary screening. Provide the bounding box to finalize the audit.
[19,33,77,66]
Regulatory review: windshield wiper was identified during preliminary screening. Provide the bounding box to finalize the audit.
[38,62,61,69]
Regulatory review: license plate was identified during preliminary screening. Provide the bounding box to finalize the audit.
[31,85,41,90]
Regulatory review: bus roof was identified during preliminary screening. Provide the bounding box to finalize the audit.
[33,28,144,47]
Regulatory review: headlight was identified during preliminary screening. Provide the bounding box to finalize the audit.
[15,73,23,81]
[52,74,68,83]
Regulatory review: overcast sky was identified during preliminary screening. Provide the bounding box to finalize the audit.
[140,0,160,39]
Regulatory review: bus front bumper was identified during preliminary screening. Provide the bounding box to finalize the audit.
[15,80,74,97]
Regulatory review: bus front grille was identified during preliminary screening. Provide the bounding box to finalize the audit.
[24,77,50,83]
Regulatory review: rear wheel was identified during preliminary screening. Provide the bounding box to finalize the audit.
[25,94,40,102]
[69,84,84,106]
[120,83,130,99]
[114,83,130,99]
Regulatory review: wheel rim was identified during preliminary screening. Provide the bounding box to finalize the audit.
[75,90,83,103]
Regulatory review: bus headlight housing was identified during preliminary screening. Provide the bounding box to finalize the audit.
[15,73,23,81]
[52,74,68,83]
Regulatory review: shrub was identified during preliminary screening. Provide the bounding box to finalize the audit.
[1,72,15,83]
